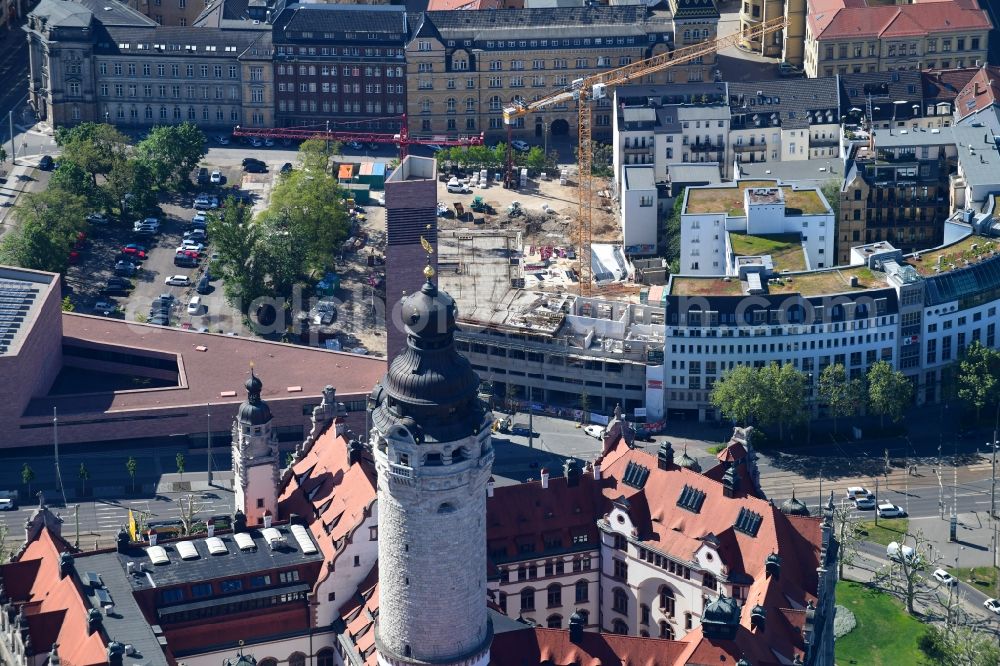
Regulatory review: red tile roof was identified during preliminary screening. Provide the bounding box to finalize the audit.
[954,66,1000,120]
[2,529,108,666]
[278,420,377,580]
[924,68,980,103]
[808,0,990,41]
[490,627,689,665]
[337,567,380,666]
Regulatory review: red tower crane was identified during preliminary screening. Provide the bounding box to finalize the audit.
[232,115,484,159]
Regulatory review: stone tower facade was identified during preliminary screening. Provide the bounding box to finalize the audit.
[370,274,495,666]
[232,369,280,526]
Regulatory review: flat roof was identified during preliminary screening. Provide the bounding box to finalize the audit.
[116,525,323,591]
[623,165,655,191]
[871,126,955,148]
[22,314,385,417]
[0,267,56,357]
[729,233,806,272]
[737,158,844,185]
[669,265,887,297]
[910,234,1000,276]
[667,163,722,185]
[685,180,829,217]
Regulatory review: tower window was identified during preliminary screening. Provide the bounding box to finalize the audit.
[256,498,264,508]
[438,502,456,514]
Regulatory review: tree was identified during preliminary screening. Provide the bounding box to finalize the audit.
[266,157,349,271]
[665,190,684,273]
[61,296,75,312]
[175,452,186,477]
[0,188,89,273]
[522,146,547,173]
[298,138,339,173]
[867,360,912,428]
[286,451,296,468]
[0,523,9,565]
[50,159,102,209]
[504,382,518,413]
[134,123,207,189]
[54,122,129,187]
[21,463,35,496]
[819,363,865,433]
[921,624,1000,666]
[257,212,308,297]
[757,362,807,440]
[126,456,137,493]
[820,179,842,224]
[208,200,268,311]
[871,530,934,615]
[576,142,614,177]
[105,157,157,217]
[78,463,90,496]
[579,391,590,424]
[178,494,206,536]
[711,365,759,425]
[832,503,862,580]
[957,341,1000,422]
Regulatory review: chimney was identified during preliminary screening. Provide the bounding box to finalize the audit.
[147,529,157,546]
[207,518,215,537]
[568,611,585,644]
[540,468,550,489]
[106,641,125,666]
[234,510,248,533]
[348,440,364,466]
[87,608,103,635]
[116,529,129,553]
[564,459,582,487]
[593,459,602,480]
[657,440,674,470]
[487,476,495,498]
[263,510,273,529]
[58,552,74,579]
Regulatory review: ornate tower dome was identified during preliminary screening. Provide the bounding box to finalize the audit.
[372,274,495,666]
[232,366,279,526]
[780,489,811,516]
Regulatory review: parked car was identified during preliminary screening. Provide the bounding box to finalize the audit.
[510,422,533,437]
[210,170,222,184]
[346,141,363,150]
[134,217,159,231]
[93,299,117,315]
[196,274,211,294]
[446,178,471,194]
[583,424,606,439]
[103,277,132,294]
[164,275,191,287]
[985,598,1000,615]
[280,162,293,174]
[114,260,138,277]
[511,140,530,152]
[777,62,803,77]
[426,144,444,153]
[242,157,264,167]
[192,212,207,225]
[887,541,921,565]
[187,296,204,315]
[121,246,147,260]
[174,255,198,268]
[244,161,267,174]
[148,314,170,326]
[184,229,206,242]
[845,486,873,501]
[38,155,54,170]
[67,251,80,265]
[175,249,199,259]
[179,242,205,254]
[216,135,230,145]
[249,138,263,148]
[197,167,209,184]
[933,569,957,586]
[877,501,907,518]
[264,139,274,147]
[0,498,16,511]
[86,212,110,225]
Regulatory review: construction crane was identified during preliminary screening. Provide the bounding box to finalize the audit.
[232,115,484,159]
[503,16,787,295]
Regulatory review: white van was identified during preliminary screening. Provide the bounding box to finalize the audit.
[887,541,920,565]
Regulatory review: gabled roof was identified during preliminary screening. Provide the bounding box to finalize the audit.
[2,529,109,666]
[336,566,380,666]
[923,68,979,104]
[954,66,1000,120]
[28,0,93,28]
[278,420,377,583]
[808,0,991,41]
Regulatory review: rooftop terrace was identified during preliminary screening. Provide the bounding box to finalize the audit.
[685,180,828,216]
[670,265,886,297]
[910,234,1000,276]
[729,233,806,272]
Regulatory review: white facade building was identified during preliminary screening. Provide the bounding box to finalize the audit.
[621,165,659,254]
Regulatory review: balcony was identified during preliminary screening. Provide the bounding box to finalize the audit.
[623,143,652,153]
[733,142,764,153]
[689,142,721,153]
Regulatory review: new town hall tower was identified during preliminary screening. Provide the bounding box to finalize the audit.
[369,271,496,666]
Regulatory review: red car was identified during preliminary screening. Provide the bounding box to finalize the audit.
[175,249,199,259]
[121,247,148,259]
[68,251,80,265]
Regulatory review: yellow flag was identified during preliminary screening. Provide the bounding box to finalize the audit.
[420,236,434,255]
[128,508,137,542]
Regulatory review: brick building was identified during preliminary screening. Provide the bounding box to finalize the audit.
[272,4,410,132]
[405,5,709,141]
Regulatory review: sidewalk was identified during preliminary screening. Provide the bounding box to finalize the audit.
[0,159,38,231]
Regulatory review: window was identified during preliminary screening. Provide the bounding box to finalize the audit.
[520,588,535,611]
[191,583,212,597]
[317,649,335,666]
[612,588,628,615]
[288,654,305,666]
[612,619,628,634]
[160,588,184,604]
[575,580,589,602]
[547,614,562,629]
[659,587,676,615]
[220,579,243,593]
[249,575,271,587]
[659,621,674,639]
[547,584,561,607]
[613,558,627,580]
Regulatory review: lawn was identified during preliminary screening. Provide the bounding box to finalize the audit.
[948,565,999,593]
[857,518,909,547]
[729,232,805,271]
[836,580,930,666]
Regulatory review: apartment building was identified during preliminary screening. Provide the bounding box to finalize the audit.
[404,6,704,140]
[123,0,210,27]
[953,65,1000,135]
[679,178,835,277]
[728,78,841,166]
[803,0,991,78]
[840,70,956,133]
[26,0,272,130]
[272,4,409,131]
[613,82,731,185]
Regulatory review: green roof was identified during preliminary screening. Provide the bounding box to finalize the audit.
[729,233,805,272]
[684,180,828,216]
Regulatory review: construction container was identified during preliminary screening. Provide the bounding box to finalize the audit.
[357,162,387,191]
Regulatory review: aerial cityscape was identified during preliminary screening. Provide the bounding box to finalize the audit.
[0,0,999,663]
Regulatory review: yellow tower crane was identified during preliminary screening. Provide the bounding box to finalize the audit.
[503,16,787,295]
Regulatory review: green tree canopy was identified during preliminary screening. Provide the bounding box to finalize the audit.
[711,365,759,425]
[50,159,102,209]
[757,362,808,440]
[956,340,1000,421]
[135,123,208,188]
[0,189,89,273]
[867,360,912,427]
[265,161,349,270]
[55,122,129,186]
[208,198,267,310]
[298,138,339,173]
[819,363,865,432]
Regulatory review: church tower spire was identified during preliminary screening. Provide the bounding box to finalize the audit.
[232,366,279,525]
[370,273,494,666]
